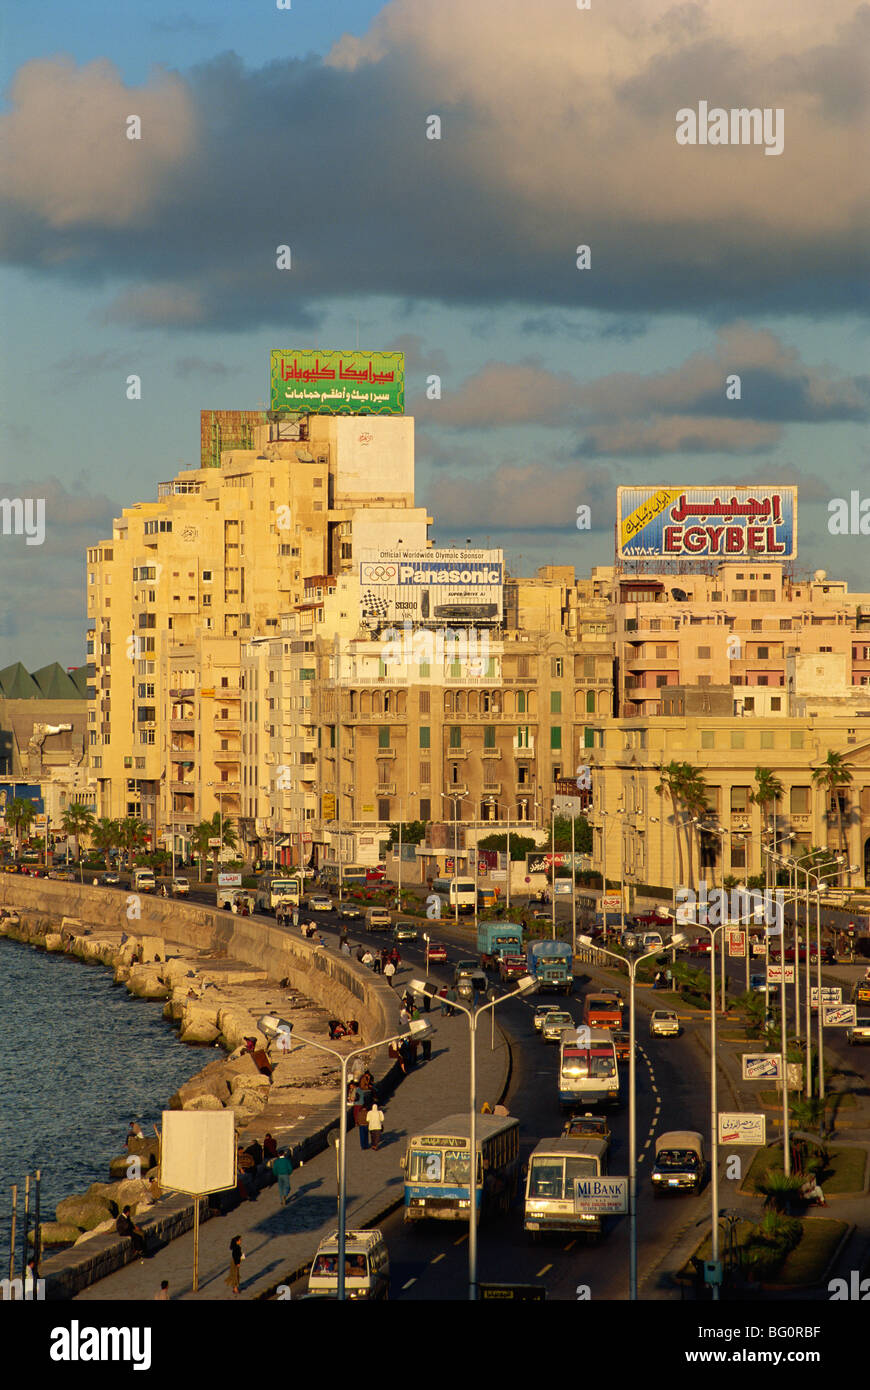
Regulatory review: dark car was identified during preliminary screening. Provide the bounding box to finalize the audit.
[562,1113,612,1143]
[337,903,363,920]
[613,1030,632,1062]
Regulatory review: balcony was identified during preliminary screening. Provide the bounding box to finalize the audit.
[170,718,195,731]
[481,748,502,759]
[376,782,397,796]
[170,780,196,793]
[482,782,503,796]
[374,747,397,758]
[445,783,469,797]
[169,687,195,699]
[445,747,470,760]
[214,781,241,795]
[214,717,240,731]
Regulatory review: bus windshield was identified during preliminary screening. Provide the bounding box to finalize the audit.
[561,1047,616,1079]
[311,1254,369,1278]
[528,1155,601,1199]
[409,1149,474,1185]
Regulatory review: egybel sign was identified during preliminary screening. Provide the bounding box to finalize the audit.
[617,486,797,560]
[270,349,404,415]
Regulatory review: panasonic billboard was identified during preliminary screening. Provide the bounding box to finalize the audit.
[358,548,504,625]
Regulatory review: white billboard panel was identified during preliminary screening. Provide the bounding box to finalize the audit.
[359,547,503,625]
[159,1110,237,1195]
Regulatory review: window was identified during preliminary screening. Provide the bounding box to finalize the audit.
[378,726,390,749]
[378,799,391,821]
[584,727,594,748]
[550,691,561,714]
[771,696,782,710]
[420,798,431,821]
[202,570,212,581]
[701,731,715,749]
[757,646,769,660]
[517,691,527,714]
[517,726,531,749]
[790,786,810,814]
[586,690,596,713]
[731,840,747,869]
[583,656,595,677]
[649,620,661,632]
[731,786,750,812]
[655,645,668,659]
[449,726,461,749]
[759,589,776,602]
[518,657,529,678]
[419,690,430,714]
[420,762,431,785]
[655,675,669,688]
[698,674,711,686]
[484,725,496,748]
[419,662,430,678]
[419,727,430,749]
[760,730,774,748]
[697,646,711,659]
[744,696,755,711]
[733,590,747,602]
[751,620,763,632]
[790,730,804,749]
[730,731,745,748]
[780,619,792,630]
[550,727,562,750]
[551,658,563,677]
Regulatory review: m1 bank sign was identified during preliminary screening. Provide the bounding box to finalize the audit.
[617,487,797,560]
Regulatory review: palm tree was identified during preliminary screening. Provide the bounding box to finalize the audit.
[750,767,785,886]
[655,762,686,889]
[60,803,96,880]
[812,751,853,881]
[191,821,214,882]
[117,816,148,871]
[4,797,35,856]
[678,763,710,893]
[205,810,237,877]
[91,817,122,869]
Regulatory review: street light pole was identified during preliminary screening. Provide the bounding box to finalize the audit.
[551,802,556,940]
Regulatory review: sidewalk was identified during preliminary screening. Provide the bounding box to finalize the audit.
[75,1007,511,1301]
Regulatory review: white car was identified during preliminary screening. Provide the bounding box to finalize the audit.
[541,1011,574,1043]
[171,877,190,895]
[650,1009,680,1038]
[307,894,333,912]
[846,1017,870,1045]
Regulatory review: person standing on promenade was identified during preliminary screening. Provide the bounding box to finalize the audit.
[384,959,396,987]
[353,1086,370,1149]
[263,1133,278,1161]
[226,1236,244,1296]
[367,1101,385,1150]
[154,1281,169,1301]
[272,1149,294,1206]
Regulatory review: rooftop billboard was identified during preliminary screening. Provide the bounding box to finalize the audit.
[617,486,797,560]
[358,547,504,626]
[270,349,404,415]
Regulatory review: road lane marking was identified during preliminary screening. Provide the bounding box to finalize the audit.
[563,1240,576,1251]
[431,1253,445,1264]
[536,1263,553,1278]
[454,1233,468,1246]
[402,1278,417,1289]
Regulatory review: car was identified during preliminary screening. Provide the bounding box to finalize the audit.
[171,877,190,896]
[306,894,333,912]
[498,954,527,982]
[337,903,363,920]
[393,922,419,942]
[425,942,448,963]
[541,1010,574,1043]
[613,1029,632,1062]
[769,945,822,965]
[598,987,624,1010]
[365,907,392,931]
[100,871,121,886]
[621,928,640,950]
[651,1131,705,1193]
[748,974,767,993]
[847,1016,870,1045]
[454,960,487,992]
[650,1009,680,1037]
[562,1113,612,1142]
[687,938,712,956]
[533,1001,557,1031]
[47,869,76,881]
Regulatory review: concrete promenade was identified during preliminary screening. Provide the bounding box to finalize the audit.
[75,1004,511,1301]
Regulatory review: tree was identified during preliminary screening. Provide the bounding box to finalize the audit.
[548,815,593,854]
[91,817,122,869]
[476,833,537,862]
[676,763,710,892]
[750,767,784,885]
[117,816,148,870]
[201,811,237,878]
[4,797,35,856]
[655,762,686,889]
[812,751,853,879]
[386,820,427,848]
[191,821,214,880]
[60,803,96,881]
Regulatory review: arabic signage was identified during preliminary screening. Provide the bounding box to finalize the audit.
[270,349,404,415]
[727,929,746,958]
[573,1177,629,1215]
[718,1113,766,1146]
[742,1054,782,1081]
[526,853,589,874]
[767,964,796,984]
[822,1004,857,1027]
[359,547,504,625]
[810,986,842,1009]
[616,486,797,560]
[217,872,242,887]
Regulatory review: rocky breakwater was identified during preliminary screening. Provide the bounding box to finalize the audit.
[0,887,401,1296]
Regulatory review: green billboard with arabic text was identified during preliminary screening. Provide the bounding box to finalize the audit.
[270,349,404,415]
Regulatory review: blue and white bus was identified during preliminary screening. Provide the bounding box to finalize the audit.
[401,1113,520,1222]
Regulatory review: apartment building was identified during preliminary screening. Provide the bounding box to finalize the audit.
[86,412,429,850]
[583,710,870,893]
[613,563,870,716]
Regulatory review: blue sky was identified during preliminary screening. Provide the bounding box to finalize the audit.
[0,0,867,668]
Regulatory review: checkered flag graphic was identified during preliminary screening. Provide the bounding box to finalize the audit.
[362,590,390,621]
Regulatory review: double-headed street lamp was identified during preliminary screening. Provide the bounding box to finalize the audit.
[408,973,537,1300]
[589,807,625,941]
[440,790,470,925]
[577,933,686,1300]
[484,797,513,916]
[259,1016,431,1300]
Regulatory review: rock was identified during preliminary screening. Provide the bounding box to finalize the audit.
[180,1019,221,1044]
[169,1050,260,1109]
[229,1072,271,1098]
[217,1007,266,1052]
[39,1222,84,1247]
[127,966,169,1000]
[114,964,132,985]
[74,1217,117,1245]
[163,958,195,986]
[182,1093,224,1111]
[44,932,64,952]
[55,1194,113,1231]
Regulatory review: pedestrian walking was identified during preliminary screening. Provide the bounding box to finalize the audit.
[354,1088,370,1149]
[154,1280,169,1301]
[367,1101,385,1149]
[341,938,351,956]
[421,1033,432,1061]
[384,959,396,987]
[225,1235,244,1296]
[272,1149,294,1205]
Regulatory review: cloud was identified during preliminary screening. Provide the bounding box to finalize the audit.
[173,355,235,380]
[0,1,865,327]
[425,325,869,452]
[421,460,613,532]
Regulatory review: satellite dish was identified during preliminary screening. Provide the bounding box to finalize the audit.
[814,569,827,581]
[296,449,315,463]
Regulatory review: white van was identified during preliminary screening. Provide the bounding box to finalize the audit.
[641,932,664,951]
[307,1229,390,1300]
[133,868,156,893]
[365,906,392,931]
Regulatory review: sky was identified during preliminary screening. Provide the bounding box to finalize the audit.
[0,0,867,669]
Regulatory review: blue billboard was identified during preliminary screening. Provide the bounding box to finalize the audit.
[617,486,797,560]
